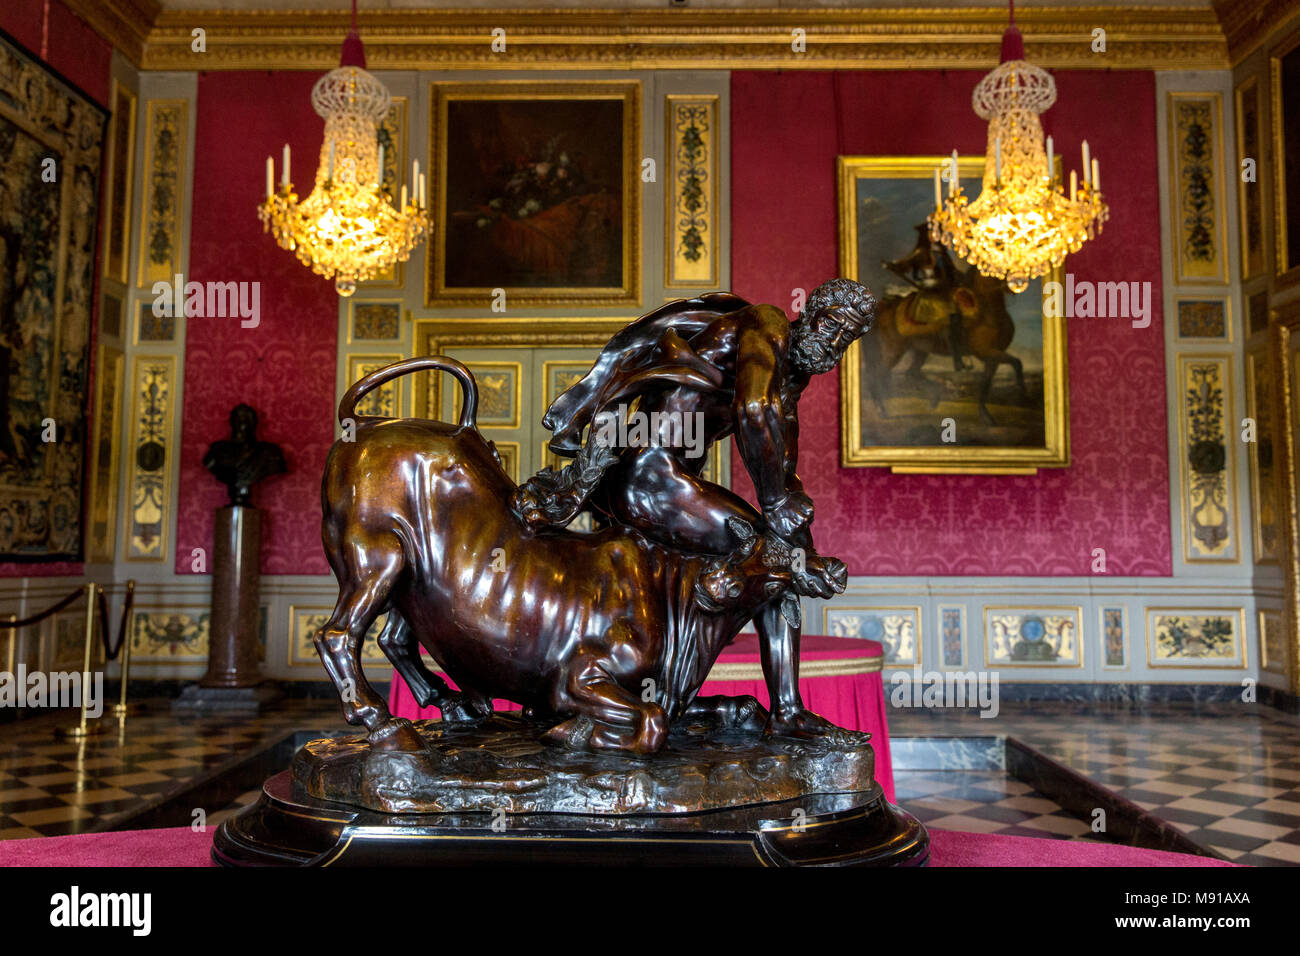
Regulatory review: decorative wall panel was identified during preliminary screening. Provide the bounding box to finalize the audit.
[984,607,1082,667]
[1175,298,1228,340]
[939,605,965,668]
[824,606,919,666]
[347,355,402,418]
[665,94,719,289]
[1235,76,1266,280]
[129,607,209,662]
[1177,355,1237,562]
[365,97,406,287]
[1167,92,1227,285]
[103,79,136,284]
[127,357,175,561]
[1259,610,1287,676]
[87,344,124,563]
[136,301,175,343]
[50,611,100,672]
[1146,608,1246,668]
[1101,606,1128,668]
[289,606,386,667]
[138,99,187,287]
[1245,348,1280,563]
[465,362,522,428]
[350,301,401,342]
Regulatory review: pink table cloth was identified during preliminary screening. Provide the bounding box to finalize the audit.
[0,825,1236,867]
[388,635,894,801]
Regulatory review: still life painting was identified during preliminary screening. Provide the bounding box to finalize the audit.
[428,81,640,306]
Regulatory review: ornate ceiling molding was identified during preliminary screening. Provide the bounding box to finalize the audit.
[124,7,1227,72]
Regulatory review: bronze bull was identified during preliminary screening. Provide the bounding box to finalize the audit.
[314,357,802,755]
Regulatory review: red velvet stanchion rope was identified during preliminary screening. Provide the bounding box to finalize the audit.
[2,582,135,661]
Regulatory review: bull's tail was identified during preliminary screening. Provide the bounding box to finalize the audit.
[338,356,478,429]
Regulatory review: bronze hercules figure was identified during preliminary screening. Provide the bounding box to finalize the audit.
[311,279,876,755]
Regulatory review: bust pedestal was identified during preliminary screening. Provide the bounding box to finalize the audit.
[173,505,281,713]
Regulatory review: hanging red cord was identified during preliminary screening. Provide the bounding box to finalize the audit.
[340,0,367,68]
[1001,0,1024,62]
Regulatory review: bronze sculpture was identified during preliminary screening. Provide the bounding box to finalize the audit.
[215,281,929,866]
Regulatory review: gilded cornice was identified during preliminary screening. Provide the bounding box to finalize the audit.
[1213,0,1300,63]
[128,7,1227,72]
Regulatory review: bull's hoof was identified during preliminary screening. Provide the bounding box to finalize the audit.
[440,691,494,725]
[728,695,769,733]
[541,715,595,751]
[368,718,427,753]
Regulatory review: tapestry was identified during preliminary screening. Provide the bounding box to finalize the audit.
[0,31,106,560]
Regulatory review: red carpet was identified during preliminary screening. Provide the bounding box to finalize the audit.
[0,826,1237,867]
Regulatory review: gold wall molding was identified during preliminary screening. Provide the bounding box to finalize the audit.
[1271,304,1300,694]
[123,8,1227,71]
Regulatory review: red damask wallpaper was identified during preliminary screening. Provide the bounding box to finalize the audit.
[176,72,337,576]
[730,70,1170,576]
[0,0,110,106]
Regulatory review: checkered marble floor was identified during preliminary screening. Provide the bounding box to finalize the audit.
[896,769,1110,845]
[891,701,1300,867]
[0,699,337,840]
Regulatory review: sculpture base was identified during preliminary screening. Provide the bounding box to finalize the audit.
[212,771,928,867]
[171,683,283,714]
[292,713,877,815]
[214,713,927,866]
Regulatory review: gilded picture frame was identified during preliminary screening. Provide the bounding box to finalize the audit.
[1271,29,1300,287]
[426,81,641,308]
[837,156,1068,473]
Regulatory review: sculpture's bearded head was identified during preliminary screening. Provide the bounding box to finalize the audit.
[790,278,876,375]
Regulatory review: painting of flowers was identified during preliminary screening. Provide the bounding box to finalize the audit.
[429,81,640,306]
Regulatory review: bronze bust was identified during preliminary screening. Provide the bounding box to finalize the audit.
[202,404,286,507]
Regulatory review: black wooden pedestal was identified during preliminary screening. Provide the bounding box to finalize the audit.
[213,771,928,867]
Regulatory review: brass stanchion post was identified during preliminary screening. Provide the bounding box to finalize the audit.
[3,612,14,677]
[55,583,104,740]
[112,581,135,718]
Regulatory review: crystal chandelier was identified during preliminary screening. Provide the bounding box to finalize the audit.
[257,1,428,296]
[928,1,1107,293]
